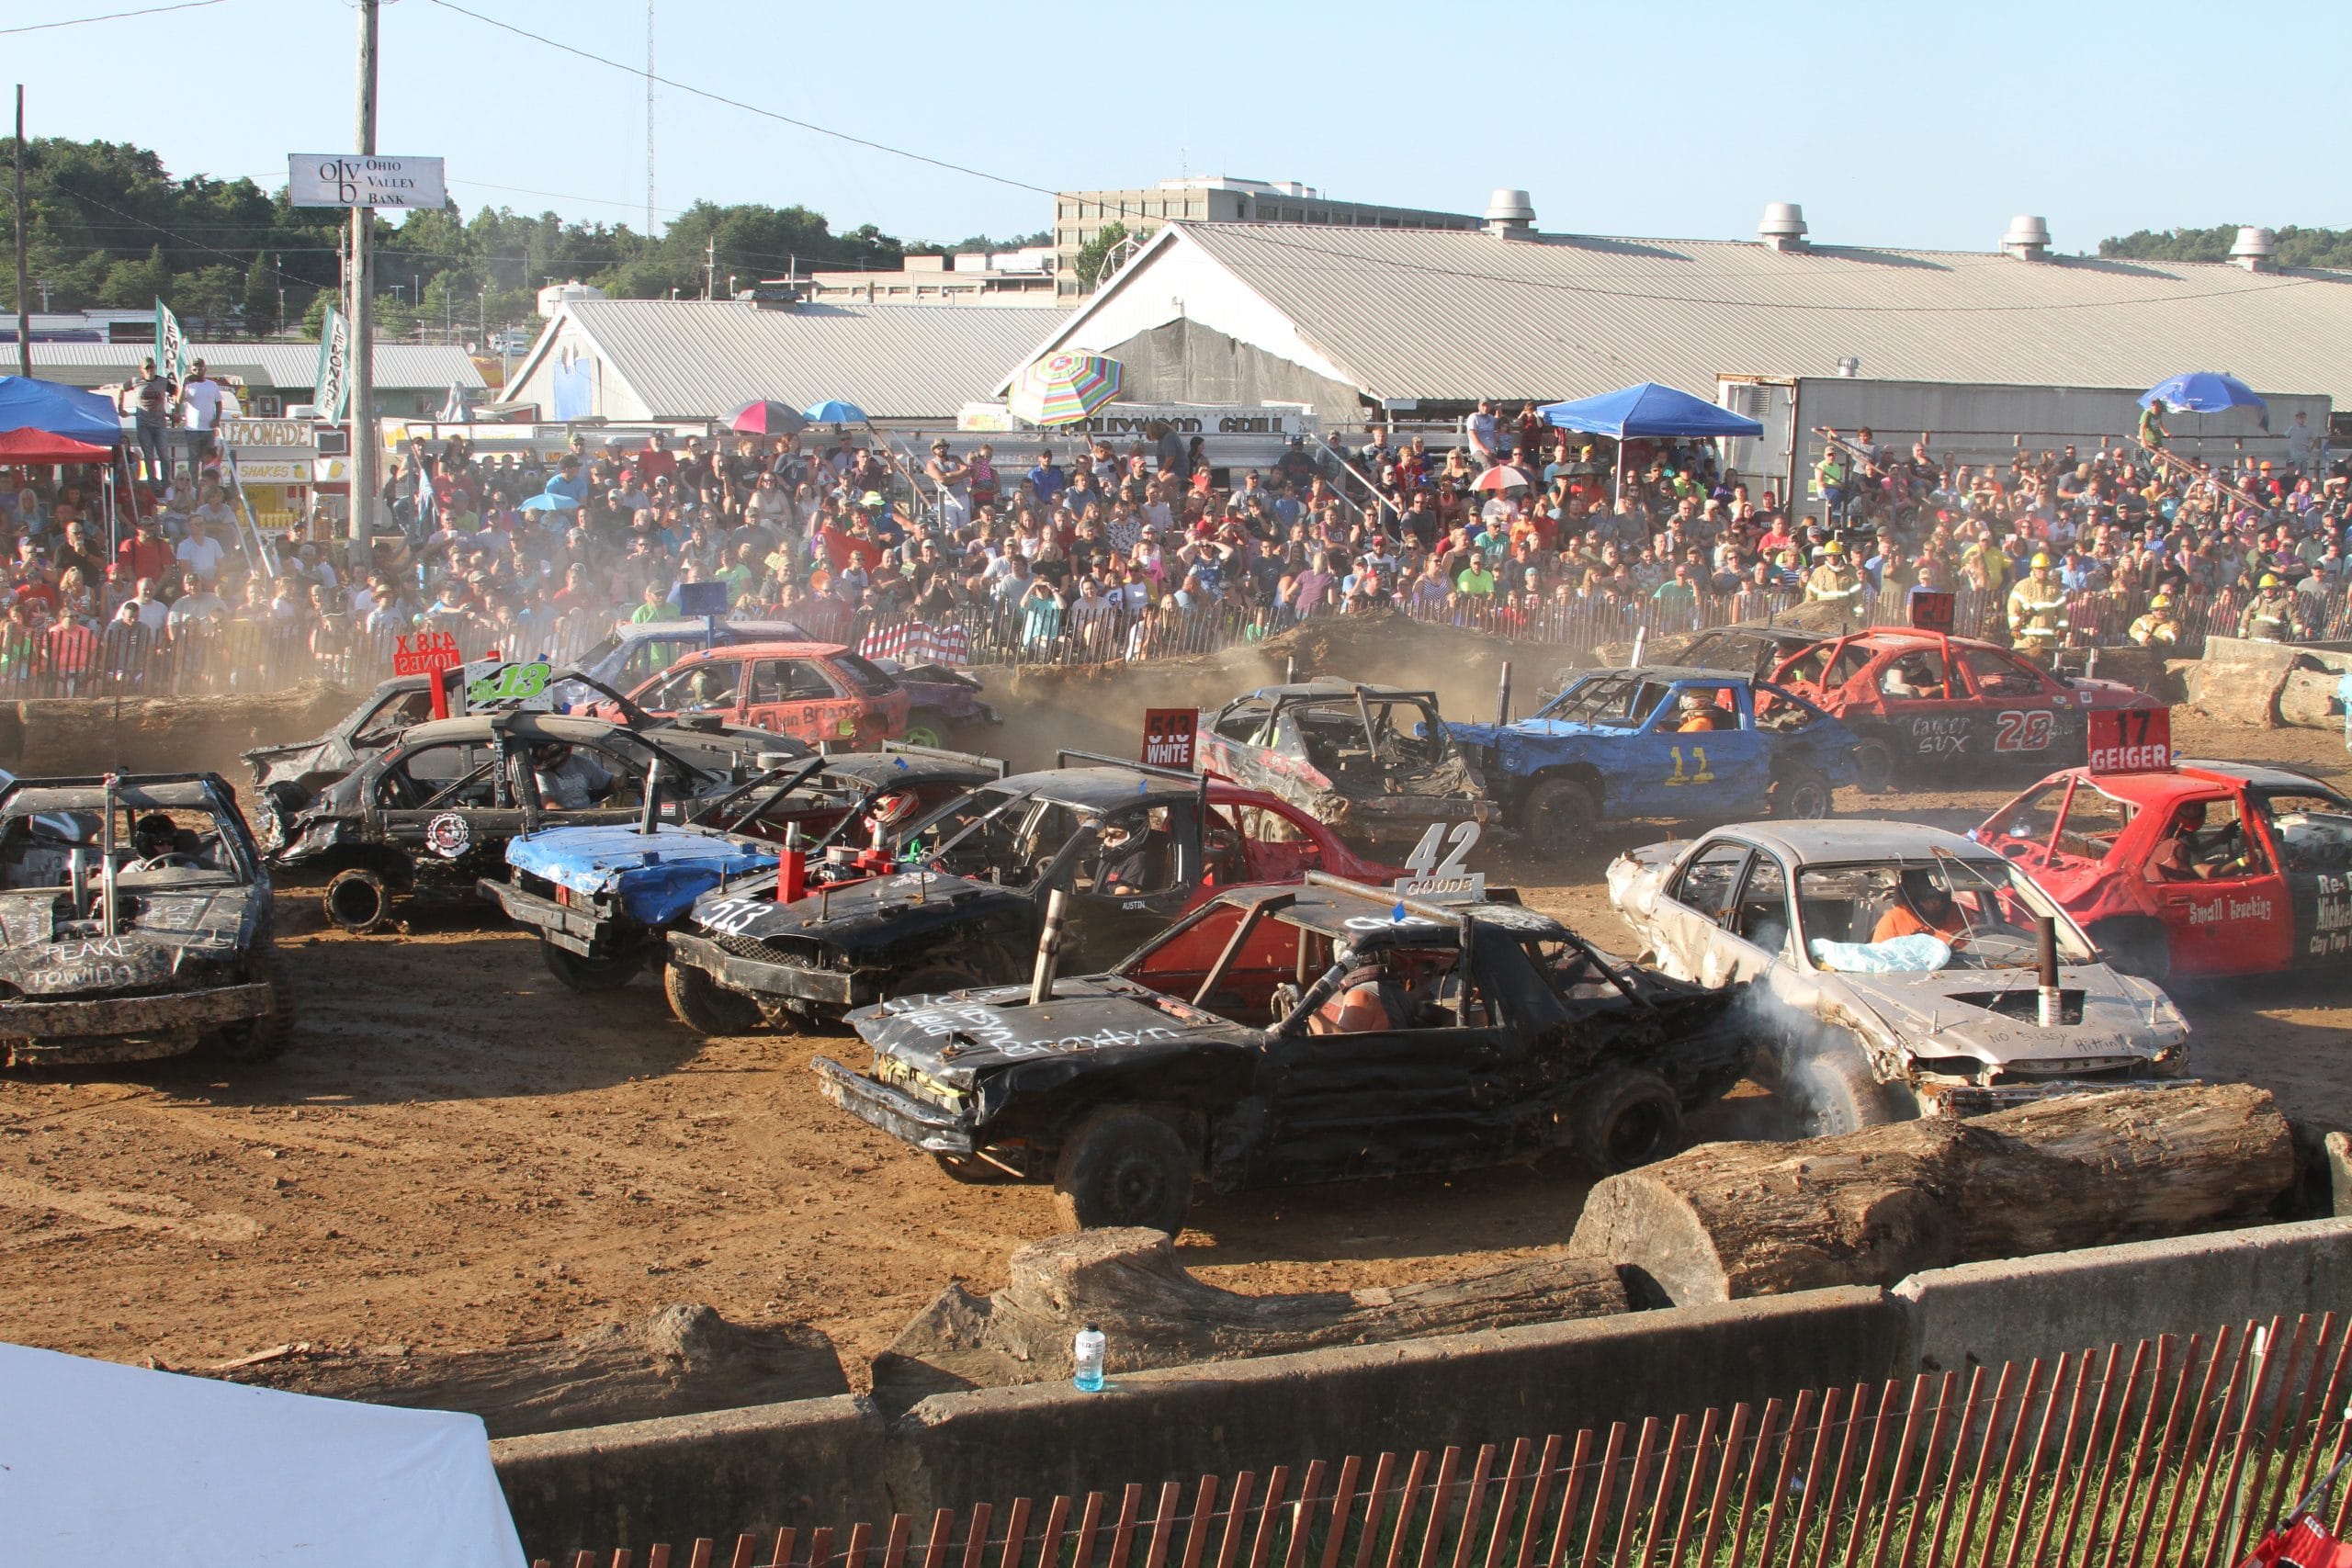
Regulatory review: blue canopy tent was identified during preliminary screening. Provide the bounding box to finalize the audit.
[1538,381,1762,505]
[0,376,124,445]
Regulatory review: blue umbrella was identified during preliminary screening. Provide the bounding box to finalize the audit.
[518,492,579,513]
[2141,372,2267,421]
[801,399,870,424]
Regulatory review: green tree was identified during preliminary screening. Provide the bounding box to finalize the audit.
[242,254,279,339]
[1072,221,1146,289]
[98,243,170,309]
[2100,224,2352,269]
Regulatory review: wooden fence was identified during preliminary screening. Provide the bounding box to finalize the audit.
[532,1313,2352,1568]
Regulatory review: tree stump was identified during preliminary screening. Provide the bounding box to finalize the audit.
[198,1304,846,1438]
[876,1228,1627,1399]
[1568,1085,2294,1306]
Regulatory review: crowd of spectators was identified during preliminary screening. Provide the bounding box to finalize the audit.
[0,398,2342,694]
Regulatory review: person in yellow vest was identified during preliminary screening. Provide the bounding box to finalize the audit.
[2006,554,2068,654]
[2239,575,2302,643]
[1960,534,2011,594]
[1804,538,1864,610]
[2129,592,2182,649]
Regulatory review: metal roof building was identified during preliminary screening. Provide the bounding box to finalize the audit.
[20,342,484,417]
[1003,215,2352,418]
[500,299,1070,424]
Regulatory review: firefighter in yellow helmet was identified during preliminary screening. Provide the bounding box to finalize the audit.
[1804,537,1864,611]
[2006,552,2067,654]
[2129,592,2182,649]
[2239,573,2303,643]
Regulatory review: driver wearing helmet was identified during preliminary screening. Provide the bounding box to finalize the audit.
[530,739,613,810]
[1094,817,1170,895]
[1676,689,1733,731]
[130,811,194,863]
[1872,867,1966,942]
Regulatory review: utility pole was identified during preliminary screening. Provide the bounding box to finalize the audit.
[703,234,715,301]
[348,0,378,568]
[13,85,29,379]
[644,0,655,236]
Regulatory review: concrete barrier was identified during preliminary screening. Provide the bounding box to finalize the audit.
[492,1289,1901,1560]
[1893,1215,2352,1376]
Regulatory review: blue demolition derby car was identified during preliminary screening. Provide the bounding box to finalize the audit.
[1447,667,1861,856]
[479,746,1002,992]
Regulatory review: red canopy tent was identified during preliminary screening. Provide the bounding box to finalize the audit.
[0,426,116,464]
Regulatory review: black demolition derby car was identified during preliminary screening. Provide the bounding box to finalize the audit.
[0,773,291,1068]
[661,755,1401,1035]
[478,745,1004,992]
[813,874,1748,1233]
[266,710,803,933]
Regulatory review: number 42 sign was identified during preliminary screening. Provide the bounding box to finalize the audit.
[1394,820,1485,900]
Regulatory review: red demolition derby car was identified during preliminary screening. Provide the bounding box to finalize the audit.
[1770,626,2160,792]
[1973,711,2352,981]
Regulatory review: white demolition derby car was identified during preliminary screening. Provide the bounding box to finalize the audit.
[1606,821,2191,1134]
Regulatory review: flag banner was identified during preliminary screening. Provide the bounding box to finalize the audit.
[313,305,351,423]
[153,299,190,384]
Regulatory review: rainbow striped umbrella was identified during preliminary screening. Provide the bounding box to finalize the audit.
[1005,353,1125,427]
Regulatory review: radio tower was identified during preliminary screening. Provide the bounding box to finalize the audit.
[643,0,655,235]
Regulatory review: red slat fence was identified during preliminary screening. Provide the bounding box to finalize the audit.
[534,1314,2352,1568]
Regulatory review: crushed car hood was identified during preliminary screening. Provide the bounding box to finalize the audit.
[508,825,777,926]
[1826,964,2181,1069]
[0,887,260,994]
[850,977,1239,1087]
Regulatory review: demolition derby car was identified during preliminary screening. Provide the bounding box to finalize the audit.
[269,710,797,933]
[1448,668,1859,854]
[813,874,1750,1234]
[662,757,1398,1033]
[1197,680,1498,850]
[607,641,914,751]
[1975,758,2352,981]
[1770,628,2160,792]
[481,745,1005,991]
[1608,820,2190,1135]
[0,773,289,1067]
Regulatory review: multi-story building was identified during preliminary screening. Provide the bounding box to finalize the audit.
[1052,177,1478,296]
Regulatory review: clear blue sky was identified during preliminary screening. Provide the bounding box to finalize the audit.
[11,0,2345,253]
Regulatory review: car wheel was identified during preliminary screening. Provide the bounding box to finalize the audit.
[1052,1109,1194,1234]
[322,867,392,933]
[1849,736,1895,795]
[210,948,295,1063]
[899,716,947,750]
[1520,778,1599,859]
[934,1153,1012,1185]
[887,964,985,1001]
[1783,1045,1900,1138]
[538,939,646,992]
[1770,767,1836,820]
[663,958,763,1035]
[2087,919,2171,983]
[1571,1066,1684,1174]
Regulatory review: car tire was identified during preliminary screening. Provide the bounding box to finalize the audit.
[899,715,948,750]
[539,939,646,992]
[1571,1066,1684,1174]
[1783,1044,1900,1138]
[887,964,986,1001]
[663,958,763,1035]
[211,948,295,1063]
[1849,736,1895,795]
[1520,778,1600,860]
[1770,767,1836,820]
[2087,918,2171,983]
[322,867,392,934]
[1051,1109,1195,1235]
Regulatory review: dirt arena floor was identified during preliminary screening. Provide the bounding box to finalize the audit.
[4,712,2347,1392]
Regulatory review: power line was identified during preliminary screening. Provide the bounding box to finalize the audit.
[0,0,224,36]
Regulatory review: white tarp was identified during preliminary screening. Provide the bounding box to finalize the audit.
[0,1341,527,1566]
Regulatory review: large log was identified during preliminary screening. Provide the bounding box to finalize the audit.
[876,1228,1626,1399]
[1569,1085,2295,1307]
[197,1303,846,1438]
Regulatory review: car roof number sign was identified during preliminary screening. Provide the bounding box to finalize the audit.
[1395,820,1485,900]
[467,661,556,710]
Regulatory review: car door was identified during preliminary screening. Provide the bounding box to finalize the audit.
[1057,801,1201,969]
[2142,789,2293,976]
[636,658,743,720]
[743,657,861,746]
[1953,645,2074,766]
[1251,934,1509,1185]
[2251,784,2352,967]
[1642,682,1769,813]
[375,740,525,865]
[1866,644,1973,768]
[1641,838,1754,985]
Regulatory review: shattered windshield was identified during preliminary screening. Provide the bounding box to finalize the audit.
[1796,856,2092,972]
[2,796,249,891]
[1536,675,1674,728]
[903,784,1096,888]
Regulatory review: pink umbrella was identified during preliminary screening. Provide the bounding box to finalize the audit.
[1473,464,1533,492]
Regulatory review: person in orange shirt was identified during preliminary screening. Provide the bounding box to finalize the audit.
[1872,869,1967,942]
[1676,690,1734,731]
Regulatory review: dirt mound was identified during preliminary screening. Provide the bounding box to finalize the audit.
[976,615,1570,771]
[4,682,365,783]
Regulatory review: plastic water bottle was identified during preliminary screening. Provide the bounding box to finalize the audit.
[1072,1323,1106,1393]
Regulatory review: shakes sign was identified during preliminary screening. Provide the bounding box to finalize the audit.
[288,155,447,210]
